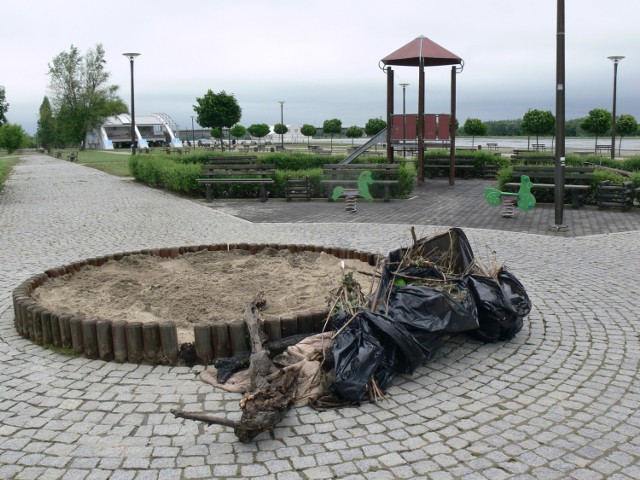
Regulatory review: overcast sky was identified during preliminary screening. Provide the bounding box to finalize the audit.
[2,0,638,135]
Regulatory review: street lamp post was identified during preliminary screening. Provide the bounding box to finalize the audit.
[608,55,624,160]
[278,101,285,148]
[399,83,409,157]
[122,53,140,155]
[191,116,196,148]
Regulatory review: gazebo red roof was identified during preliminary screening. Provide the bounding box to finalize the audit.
[381,36,462,67]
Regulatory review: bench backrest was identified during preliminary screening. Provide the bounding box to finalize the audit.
[200,163,275,177]
[513,165,594,181]
[424,156,476,164]
[207,155,257,163]
[322,163,399,177]
[511,155,555,164]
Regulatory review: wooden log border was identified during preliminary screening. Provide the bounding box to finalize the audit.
[11,243,382,366]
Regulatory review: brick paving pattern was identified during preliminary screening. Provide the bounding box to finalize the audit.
[1,154,639,479]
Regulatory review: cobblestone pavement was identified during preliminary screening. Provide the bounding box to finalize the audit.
[1,154,639,479]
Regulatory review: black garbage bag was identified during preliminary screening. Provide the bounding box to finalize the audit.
[383,281,479,333]
[498,268,532,319]
[376,228,479,333]
[331,311,385,401]
[387,227,475,273]
[464,267,532,342]
[331,310,433,401]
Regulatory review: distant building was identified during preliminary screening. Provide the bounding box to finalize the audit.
[87,113,182,149]
[267,125,305,143]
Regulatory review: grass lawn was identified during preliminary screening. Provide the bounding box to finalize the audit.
[62,149,132,177]
[0,154,20,191]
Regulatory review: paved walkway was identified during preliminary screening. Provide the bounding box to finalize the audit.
[1,154,639,480]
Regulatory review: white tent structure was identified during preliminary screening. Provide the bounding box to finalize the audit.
[88,113,182,150]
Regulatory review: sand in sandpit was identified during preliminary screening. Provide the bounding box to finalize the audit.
[33,248,376,343]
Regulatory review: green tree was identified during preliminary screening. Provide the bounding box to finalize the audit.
[462,118,487,147]
[580,108,612,148]
[322,118,342,151]
[0,123,27,154]
[36,96,56,150]
[364,118,386,136]
[273,123,288,136]
[300,124,317,145]
[47,44,126,149]
[345,125,363,145]
[0,85,8,127]
[230,124,247,143]
[521,109,555,145]
[615,114,638,155]
[273,123,288,146]
[247,123,270,144]
[193,90,241,152]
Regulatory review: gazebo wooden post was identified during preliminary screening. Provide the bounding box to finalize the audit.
[449,65,457,186]
[386,67,394,163]
[417,60,425,184]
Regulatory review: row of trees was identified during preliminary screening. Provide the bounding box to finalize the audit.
[192,89,388,150]
[463,109,639,151]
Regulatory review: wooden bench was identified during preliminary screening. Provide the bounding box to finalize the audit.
[505,165,594,208]
[424,155,497,179]
[596,144,612,154]
[486,143,499,151]
[67,153,77,162]
[197,156,275,202]
[597,181,635,210]
[511,155,556,165]
[532,143,546,151]
[285,177,312,201]
[320,163,400,202]
[308,145,332,155]
[513,149,532,155]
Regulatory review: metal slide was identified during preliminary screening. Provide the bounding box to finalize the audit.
[339,127,388,164]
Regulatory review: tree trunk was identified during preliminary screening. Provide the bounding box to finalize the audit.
[172,292,299,442]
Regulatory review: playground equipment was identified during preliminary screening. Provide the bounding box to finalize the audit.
[484,176,536,218]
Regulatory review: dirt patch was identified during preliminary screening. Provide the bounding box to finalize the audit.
[33,248,375,343]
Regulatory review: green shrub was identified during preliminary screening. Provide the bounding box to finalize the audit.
[129,154,173,187]
[497,166,514,190]
[622,156,640,172]
[129,151,416,200]
[262,153,334,170]
[160,162,201,193]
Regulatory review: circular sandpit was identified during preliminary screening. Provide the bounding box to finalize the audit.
[12,243,381,366]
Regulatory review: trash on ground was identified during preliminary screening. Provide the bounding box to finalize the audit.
[172,227,532,442]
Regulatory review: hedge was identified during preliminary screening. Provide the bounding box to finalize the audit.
[129,153,416,199]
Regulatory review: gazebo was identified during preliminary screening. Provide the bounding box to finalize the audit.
[380,36,463,185]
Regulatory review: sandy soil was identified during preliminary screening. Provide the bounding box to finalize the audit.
[33,248,375,343]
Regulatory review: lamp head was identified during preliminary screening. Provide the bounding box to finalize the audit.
[608,55,625,64]
[399,83,410,88]
[123,52,141,61]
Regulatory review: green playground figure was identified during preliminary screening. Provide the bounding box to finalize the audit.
[484,175,536,218]
[331,170,374,201]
